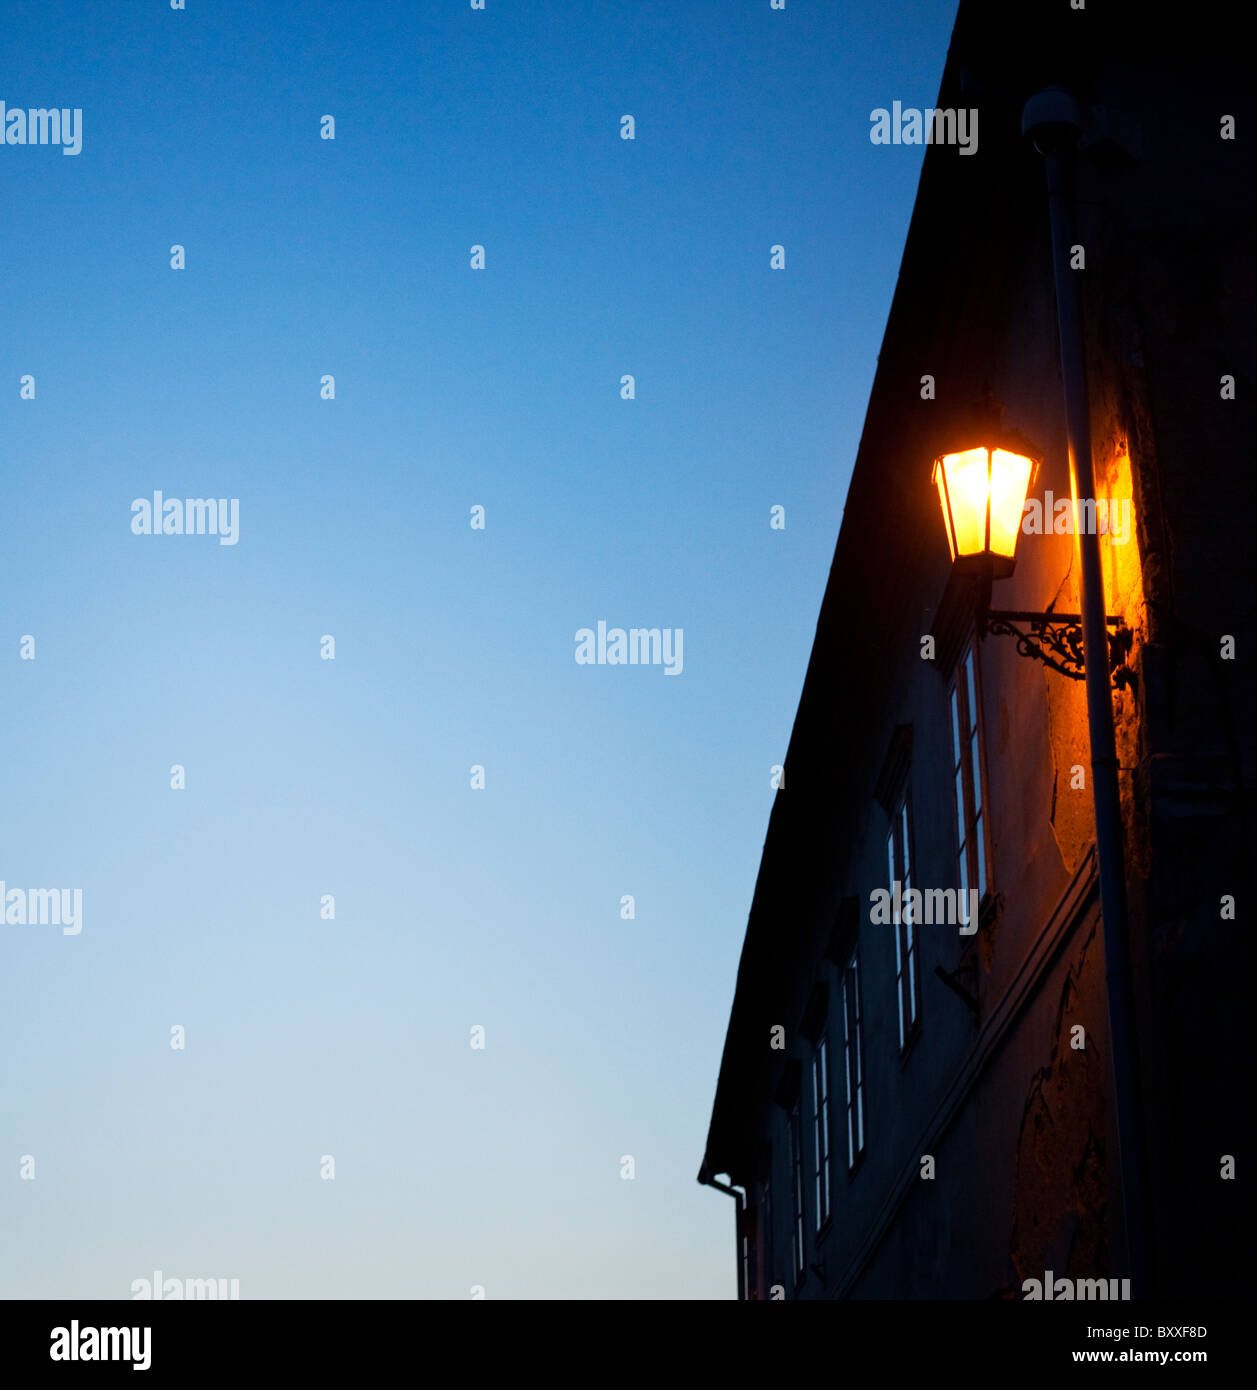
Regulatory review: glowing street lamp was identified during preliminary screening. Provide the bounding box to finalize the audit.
[931,427,1130,686]
[932,443,1038,580]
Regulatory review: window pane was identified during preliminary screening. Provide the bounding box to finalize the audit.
[846,958,866,1164]
[951,689,962,764]
[975,809,987,899]
[901,802,911,879]
[791,1107,804,1274]
[966,652,978,733]
[970,735,983,817]
[813,1044,827,1226]
[955,768,968,847]
[907,936,917,1022]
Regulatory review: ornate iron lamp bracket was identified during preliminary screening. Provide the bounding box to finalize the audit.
[982,609,1133,688]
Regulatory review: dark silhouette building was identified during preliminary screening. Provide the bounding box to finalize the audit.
[699,0,1254,1299]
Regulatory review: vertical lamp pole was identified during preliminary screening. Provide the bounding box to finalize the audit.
[1022,88,1149,1295]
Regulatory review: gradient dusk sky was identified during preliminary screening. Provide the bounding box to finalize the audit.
[2,0,955,1298]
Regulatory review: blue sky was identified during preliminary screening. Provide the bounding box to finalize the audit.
[2,0,954,1298]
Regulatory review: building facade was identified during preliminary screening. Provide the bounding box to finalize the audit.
[699,0,1254,1300]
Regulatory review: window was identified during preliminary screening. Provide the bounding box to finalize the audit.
[789,1103,805,1282]
[811,1035,832,1228]
[950,642,989,915]
[887,793,919,1050]
[841,953,865,1168]
[759,1180,773,1298]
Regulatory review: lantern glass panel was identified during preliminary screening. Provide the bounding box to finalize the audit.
[938,448,990,558]
[989,449,1035,559]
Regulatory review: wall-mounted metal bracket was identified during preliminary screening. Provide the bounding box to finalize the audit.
[983,609,1134,688]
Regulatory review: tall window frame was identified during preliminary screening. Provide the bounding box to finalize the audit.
[789,1102,805,1283]
[886,791,920,1051]
[950,640,991,918]
[811,1034,832,1230]
[841,952,866,1170]
[758,1178,773,1299]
